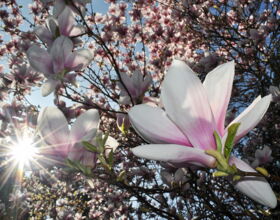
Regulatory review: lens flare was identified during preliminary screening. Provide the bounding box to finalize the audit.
[10,137,38,166]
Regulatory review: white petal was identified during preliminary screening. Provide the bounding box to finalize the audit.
[65,49,93,71]
[41,79,60,97]
[129,104,191,145]
[27,45,53,75]
[37,107,70,156]
[58,6,75,36]
[105,136,119,152]
[68,25,85,36]
[34,26,53,46]
[203,61,234,135]
[70,109,99,143]
[229,157,277,208]
[223,95,271,144]
[104,136,119,157]
[161,60,217,150]
[131,144,216,168]
[119,72,135,96]
[50,36,73,73]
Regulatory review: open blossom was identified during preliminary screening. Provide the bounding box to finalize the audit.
[251,146,273,168]
[34,6,84,47]
[119,69,152,104]
[27,36,92,96]
[37,106,118,167]
[129,60,276,208]
[37,106,99,166]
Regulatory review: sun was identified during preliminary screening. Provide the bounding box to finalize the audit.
[10,137,38,167]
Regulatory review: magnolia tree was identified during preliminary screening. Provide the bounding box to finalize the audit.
[0,0,279,219]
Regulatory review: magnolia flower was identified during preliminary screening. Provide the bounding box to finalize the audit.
[161,168,189,190]
[129,60,276,208]
[119,69,152,104]
[37,106,118,167]
[34,7,84,47]
[37,106,98,164]
[251,146,273,168]
[27,36,92,96]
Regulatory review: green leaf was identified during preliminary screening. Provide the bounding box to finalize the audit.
[65,158,92,176]
[224,123,240,161]
[82,141,100,153]
[117,170,126,182]
[95,135,105,152]
[212,171,229,177]
[101,133,109,147]
[233,175,241,181]
[213,131,222,153]
[84,167,92,176]
[97,155,107,166]
[65,158,76,168]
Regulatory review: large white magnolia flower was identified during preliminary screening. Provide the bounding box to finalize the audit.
[129,60,276,208]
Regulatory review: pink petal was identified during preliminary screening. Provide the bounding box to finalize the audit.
[37,107,70,157]
[119,72,135,96]
[223,95,271,144]
[27,45,53,75]
[131,144,216,168]
[68,142,97,167]
[161,60,217,150]
[50,36,73,73]
[203,61,235,135]
[58,6,75,36]
[70,109,99,143]
[229,157,277,208]
[64,49,93,71]
[34,26,54,46]
[129,104,191,145]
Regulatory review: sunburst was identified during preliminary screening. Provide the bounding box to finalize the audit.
[10,136,38,169]
[0,128,61,190]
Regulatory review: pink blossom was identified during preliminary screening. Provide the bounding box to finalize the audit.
[129,60,276,207]
[34,7,84,47]
[27,36,92,96]
[119,69,152,104]
[37,106,99,165]
[37,106,118,167]
[251,146,273,167]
